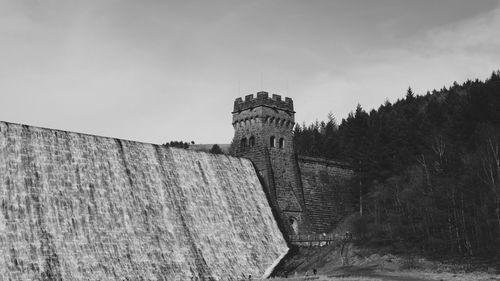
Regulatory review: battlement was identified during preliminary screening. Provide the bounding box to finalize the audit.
[233,91,294,113]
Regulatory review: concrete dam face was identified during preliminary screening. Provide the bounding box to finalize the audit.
[0,122,288,280]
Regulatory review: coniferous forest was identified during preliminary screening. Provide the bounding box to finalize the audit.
[294,71,500,257]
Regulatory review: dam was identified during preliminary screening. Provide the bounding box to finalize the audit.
[0,121,288,280]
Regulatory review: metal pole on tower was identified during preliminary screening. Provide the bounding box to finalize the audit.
[260,72,263,90]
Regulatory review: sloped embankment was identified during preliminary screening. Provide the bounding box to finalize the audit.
[272,242,500,280]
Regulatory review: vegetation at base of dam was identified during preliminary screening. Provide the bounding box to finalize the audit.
[271,242,499,280]
[294,70,500,258]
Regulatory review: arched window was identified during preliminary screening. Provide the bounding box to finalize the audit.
[278,138,284,148]
[240,138,248,149]
[270,136,276,147]
[249,136,255,147]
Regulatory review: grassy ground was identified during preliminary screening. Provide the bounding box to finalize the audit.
[265,242,499,281]
[265,266,500,281]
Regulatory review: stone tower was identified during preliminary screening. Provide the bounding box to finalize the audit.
[232,91,307,235]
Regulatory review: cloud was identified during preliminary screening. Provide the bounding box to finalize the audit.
[1,1,499,143]
[293,4,500,125]
[422,5,500,55]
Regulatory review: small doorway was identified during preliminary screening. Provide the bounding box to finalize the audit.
[289,217,299,235]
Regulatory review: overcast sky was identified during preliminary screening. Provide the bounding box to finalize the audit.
[1,0,499,144]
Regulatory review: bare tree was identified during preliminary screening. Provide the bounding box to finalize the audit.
[480,137,500,233]
[432,136,446,172]
[416,154,431,187]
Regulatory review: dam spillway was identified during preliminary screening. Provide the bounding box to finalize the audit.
[0,121,288,280]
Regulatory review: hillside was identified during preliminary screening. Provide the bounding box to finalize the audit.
[294,71,500,258]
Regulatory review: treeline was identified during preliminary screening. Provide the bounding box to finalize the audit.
[294,71,500,257]
[162,140,193,149]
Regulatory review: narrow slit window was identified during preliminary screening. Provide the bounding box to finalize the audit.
[278,138,284,148]
[270,136,276,147]
[249,136,255,147]
[240,138,248,149]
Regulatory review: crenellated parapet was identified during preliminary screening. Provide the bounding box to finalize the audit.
[233,91,294,113]
[232,92,295,129]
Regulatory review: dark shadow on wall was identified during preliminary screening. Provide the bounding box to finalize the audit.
[250,161,302,278]
[268,244,300,278]
[250,161,290,244]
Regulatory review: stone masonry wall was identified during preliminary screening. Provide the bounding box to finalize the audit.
[298,156,354,233]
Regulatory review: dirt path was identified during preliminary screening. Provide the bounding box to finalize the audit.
[272,266,500,281]
[272,243,500,281]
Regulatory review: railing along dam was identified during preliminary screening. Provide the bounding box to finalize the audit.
[0,121,288,280]
[288,234,338,247]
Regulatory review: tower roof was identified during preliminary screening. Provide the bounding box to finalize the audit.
[233,91,294,113]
